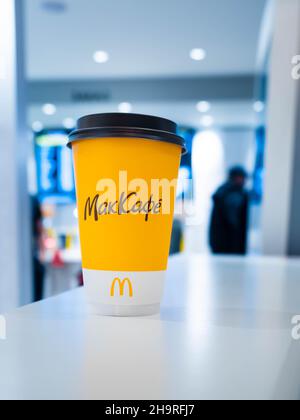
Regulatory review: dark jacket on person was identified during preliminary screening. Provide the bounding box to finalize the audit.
[209,182,249,255]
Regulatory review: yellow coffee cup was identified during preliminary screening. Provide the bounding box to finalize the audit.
[68,113,186,316]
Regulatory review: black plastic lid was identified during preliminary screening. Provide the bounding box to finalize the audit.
[68,113,186,154]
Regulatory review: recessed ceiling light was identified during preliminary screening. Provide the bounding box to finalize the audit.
[63,117,76,129]
[32,121,44,132]
[196,101,211,113]
[93,50,109,64]
[42,103,57,116]
[190,48,206,61]
[118,102,132,113]
[253,101,265,113]
[201,115,214,127]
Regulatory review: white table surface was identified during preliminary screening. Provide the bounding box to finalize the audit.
[1,254,300,400]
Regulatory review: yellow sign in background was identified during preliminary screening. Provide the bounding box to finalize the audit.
[72,137,181,272]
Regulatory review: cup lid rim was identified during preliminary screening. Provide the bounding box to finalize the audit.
[67,113,187,154]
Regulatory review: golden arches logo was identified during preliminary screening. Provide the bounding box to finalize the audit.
[110,278,133,298]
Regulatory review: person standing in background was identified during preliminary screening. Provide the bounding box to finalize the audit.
[32,197,45,301]
[209,166,249,255]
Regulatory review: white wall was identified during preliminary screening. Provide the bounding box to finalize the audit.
[263,0,300,256]
[0,0,32,312]
[222,129,256,174]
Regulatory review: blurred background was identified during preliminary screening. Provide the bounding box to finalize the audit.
[0,0,299,311]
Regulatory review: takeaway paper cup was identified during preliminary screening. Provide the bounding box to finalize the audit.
[68,113,185,316]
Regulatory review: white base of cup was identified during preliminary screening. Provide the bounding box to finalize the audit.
[83,269,165,317]
[89,303,160,317]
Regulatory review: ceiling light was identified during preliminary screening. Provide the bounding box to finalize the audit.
[32,121,44,132]
[93,50,109,64]
[118,102,132,113]
[196,101,211,113]
[63,117,76,130]
[190,48,206,61]
[201,115,214,128]
[42,103,57,116]
[253,101,265,113]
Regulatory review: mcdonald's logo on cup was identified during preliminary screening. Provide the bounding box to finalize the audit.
[111,278,133,298]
